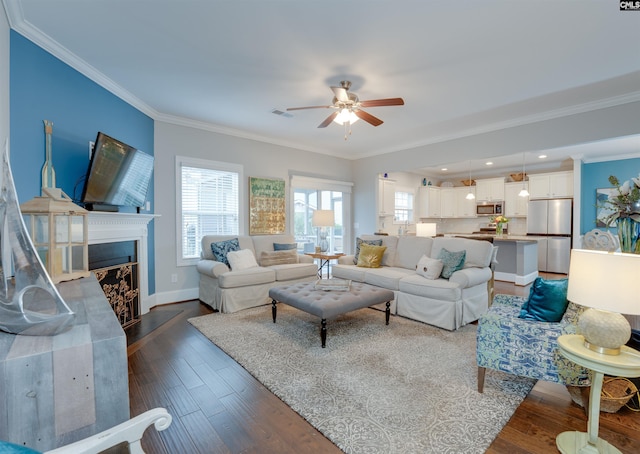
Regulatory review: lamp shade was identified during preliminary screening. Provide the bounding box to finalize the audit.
[312,210,335,227]
[416,223,437,237]
[567,249,640,315]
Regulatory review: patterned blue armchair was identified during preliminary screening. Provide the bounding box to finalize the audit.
[476,294,591,392]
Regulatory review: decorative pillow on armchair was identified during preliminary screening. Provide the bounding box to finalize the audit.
[353,237,383,264]
[519,277,569,322]
[356,244,387,268]
[437,248,466,279]
[210,238,240,267]
[416,255,444,280]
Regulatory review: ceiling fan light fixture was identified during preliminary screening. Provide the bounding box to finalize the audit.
[333,108,359,125]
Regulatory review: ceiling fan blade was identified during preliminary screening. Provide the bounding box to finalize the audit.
[354,109,383,127]
[318,112,339,128]
[286,105,332,111]
[359,98,405,108]
[331,86,349,102]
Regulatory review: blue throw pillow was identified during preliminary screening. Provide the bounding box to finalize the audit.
[273,243,297,251]
[353,238,383,264]
[519,277,569,322]
[210,238,240,267]
[0,441,41,453]
[437,248,466,279]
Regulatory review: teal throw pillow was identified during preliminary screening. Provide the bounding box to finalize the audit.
[353,238,383,264]
[210,238,240,267]
[273,243,297,251]
[437,248,466,279]
[519,277,569,322]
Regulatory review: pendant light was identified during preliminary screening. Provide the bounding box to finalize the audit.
[518,152,530,197]
[465,161,475,200]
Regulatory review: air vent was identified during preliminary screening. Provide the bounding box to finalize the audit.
[271,109,293,118]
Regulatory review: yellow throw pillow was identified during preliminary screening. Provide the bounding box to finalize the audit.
[356,243,387,268]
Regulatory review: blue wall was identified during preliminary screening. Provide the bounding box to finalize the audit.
[10,31,156,293]
[581,157,640,235]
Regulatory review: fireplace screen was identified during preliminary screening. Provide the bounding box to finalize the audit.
[94,262,140,328]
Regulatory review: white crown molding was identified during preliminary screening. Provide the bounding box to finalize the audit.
[353,92,640,160]
[5,0,639,162]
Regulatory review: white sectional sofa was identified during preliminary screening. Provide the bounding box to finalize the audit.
[332,235,494,330]
[197,234,317,313]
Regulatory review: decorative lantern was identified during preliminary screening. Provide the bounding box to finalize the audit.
[21,188,90,283]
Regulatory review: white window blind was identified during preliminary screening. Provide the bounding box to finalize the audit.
[176,157,241,263]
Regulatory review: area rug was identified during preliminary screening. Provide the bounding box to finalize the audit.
[188,303,535,453]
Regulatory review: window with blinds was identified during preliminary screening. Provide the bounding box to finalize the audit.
[176,157,242,263]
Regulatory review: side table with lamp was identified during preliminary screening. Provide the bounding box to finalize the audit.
[556,249,640,454]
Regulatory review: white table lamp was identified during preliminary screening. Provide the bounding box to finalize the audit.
[312,210,335,252]
[567,249,640,355]
[416,223,437,237]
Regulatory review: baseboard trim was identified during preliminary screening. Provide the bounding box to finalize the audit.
[152,287,199,308]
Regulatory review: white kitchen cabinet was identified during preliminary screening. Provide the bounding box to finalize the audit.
[440,188,456,218]
[475,177,505,202]
[528,171,573,199]
[378,178,396,216]
[418,186,441,218]
[504,182,529,217]
[455,186,477,218]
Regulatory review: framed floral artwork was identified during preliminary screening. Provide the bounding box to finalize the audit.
[249,177,285,235]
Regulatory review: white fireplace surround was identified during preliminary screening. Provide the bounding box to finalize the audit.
[87,212,156,314]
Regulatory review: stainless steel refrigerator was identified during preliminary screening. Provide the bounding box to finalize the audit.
[527,199,572,274]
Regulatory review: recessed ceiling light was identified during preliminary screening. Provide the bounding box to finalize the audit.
[538,154,547,159]
[486,162,493,166]
[441,168,448,171]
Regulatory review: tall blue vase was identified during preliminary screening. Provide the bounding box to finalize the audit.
[617,216,640,254]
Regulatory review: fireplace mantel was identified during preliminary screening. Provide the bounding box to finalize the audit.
[87,212,157,314]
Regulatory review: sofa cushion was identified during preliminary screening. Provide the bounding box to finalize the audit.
[227,249,259,271]
[415,255,443,280]
[399,274,462,301]
[432,237,492,269]
[211,238,240,266]
[353,237,383,264]
[519,277,569,322]
[360,235,399,267]
[273,242,297,251]
[252,234,295,264]
[271,262,318,281]
[218,267,276,288]
[438,248,466,279]
[331,264,367,282]
[356,244,387,268]
[364,266,415,290]
[394,236,433,270]
[260,250,298,266]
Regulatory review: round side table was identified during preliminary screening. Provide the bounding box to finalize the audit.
[556,334,640,454]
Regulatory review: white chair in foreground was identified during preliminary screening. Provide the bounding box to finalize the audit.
[0,408,172,454]
[46,408,171,454]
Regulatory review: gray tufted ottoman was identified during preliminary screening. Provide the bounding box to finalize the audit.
[269,281,395,348]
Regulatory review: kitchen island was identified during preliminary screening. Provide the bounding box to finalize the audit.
[449,234,539,286]
[493,237,539,285]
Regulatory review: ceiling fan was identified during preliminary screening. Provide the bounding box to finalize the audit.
[286,81,404,138]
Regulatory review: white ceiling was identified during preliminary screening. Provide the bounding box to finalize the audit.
[5,0,640,174]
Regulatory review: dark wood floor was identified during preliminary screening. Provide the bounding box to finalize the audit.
[127,275,640,453]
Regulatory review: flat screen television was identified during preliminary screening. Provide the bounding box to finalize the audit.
[81,132,154,211]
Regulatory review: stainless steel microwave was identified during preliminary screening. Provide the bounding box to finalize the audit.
[476,202,503,216]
